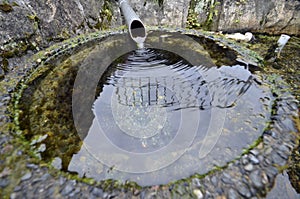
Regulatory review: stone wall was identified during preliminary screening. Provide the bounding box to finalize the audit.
[125,0,300,35]
[0,0,121,76]
[217,0,300,35]
[0,0,121,47]
[1,0,300,78]
[126,0,190,28]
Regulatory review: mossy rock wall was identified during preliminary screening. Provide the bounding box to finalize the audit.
[188,0,300,35]
[0,0,121,78]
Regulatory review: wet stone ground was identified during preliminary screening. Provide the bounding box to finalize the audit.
[0,28,299,198]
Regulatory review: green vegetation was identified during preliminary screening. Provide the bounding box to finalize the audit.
[99,0,113,30]
[0,1,13,12]
[186,0,220,30]
[186,12,201,29]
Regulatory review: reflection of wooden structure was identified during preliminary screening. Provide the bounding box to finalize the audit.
[113,72,253,109]
[113,75,207,109]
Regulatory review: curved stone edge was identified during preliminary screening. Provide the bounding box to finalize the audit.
[0,28,299,198]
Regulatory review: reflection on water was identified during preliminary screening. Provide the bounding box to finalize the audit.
[68,48,272,186]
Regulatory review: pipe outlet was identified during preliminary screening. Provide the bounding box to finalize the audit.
[118,0,147,44]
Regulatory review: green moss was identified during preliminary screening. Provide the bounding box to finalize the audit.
[186,0,221,30]
[99,0,113,30]
[204,1,220,29]
[0,2,13,12]
[1,40,37,61]
[186,12,201,29]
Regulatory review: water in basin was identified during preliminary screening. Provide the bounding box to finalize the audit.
[16,31,273,186]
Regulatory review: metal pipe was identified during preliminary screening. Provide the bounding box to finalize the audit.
[117,0,146,44]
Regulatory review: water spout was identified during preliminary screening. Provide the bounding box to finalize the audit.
[117,0,147,44]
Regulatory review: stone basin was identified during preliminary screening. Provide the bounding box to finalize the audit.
[1,28,299,198]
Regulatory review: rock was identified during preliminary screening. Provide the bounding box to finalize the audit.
[61,182,75,196]
[125,0,190,28]
[21,172,32,181]
[190,0,300,35]
[192,178,202,188]
[244,164,254,171]
[241,155,249,165]
[249,154,260,164]
[51,157,62,170]
[13,185,22,192]
[92,187,104,197]
[227,189,239,199]
[236,182,252,198]
[249,170,263,189]
[221,172,233,184]
[193,189,203,199]
[59,176,66,185]
[26,163,39,170]
[10,193,17,199]
[0,0,121,75]
[0,65,4,80]
[0,178,9,188]
[0,5,35,45]
[271,151,286,166]
[40,173,50,181]
[210,176,218,187]
[37,144,46,153]
[46,186,56,197]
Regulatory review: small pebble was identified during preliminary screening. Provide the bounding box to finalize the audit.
[21,172,32,181]
[261,171,269,184]
[59,176,66,185]
[37,144,46,152]
[10,193,17,199]
[26,163,39,169]
[210,176,218,186]
[0,178,9,188]
[40,173,50,181]
[46,186,55,196]
[92,187,103,197]
[221,172,233,184]
[61,183,74,195]
[241,155,249,165]
[249,154,260,164]
[271,151,285,166]
[237,182,251,198]
[51,157,62,170]
[250,149,259,156]
[192,178,201,188]
[250,170,263,188]
[193,189,203,199]
[227,188,239,199]
[244,164,254,171]
[14,185,22,192]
